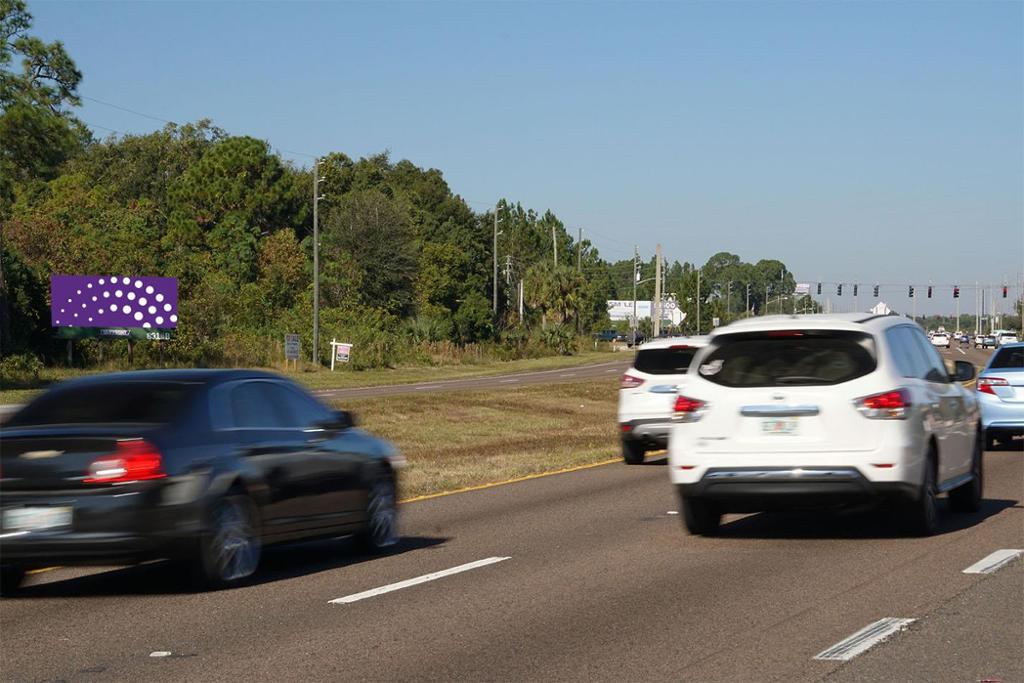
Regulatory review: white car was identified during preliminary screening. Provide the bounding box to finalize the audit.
[668,314,981,536]
[618,336,708,464]
[996,332,1019,347]
[931,332,951,349]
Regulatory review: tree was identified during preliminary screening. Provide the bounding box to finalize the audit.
[0,0,87,216]
[320,188,418,316]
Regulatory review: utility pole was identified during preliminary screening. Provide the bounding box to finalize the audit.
[653,244,662,337]
[552,225,558,268]
[493,205,500,314]
[518,279,524,321]
[727,281,731,319]
[696,268,701,335]
[577,228,582,272]
[745,283,750,317]
[312,157,324,367]
[632,246,639,345]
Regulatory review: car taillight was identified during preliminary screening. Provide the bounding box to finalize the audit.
[620,373,645,390]
[84,439,166,484]
[856,388,911,420]
[673,395,707,422]
[978,377,1008,395]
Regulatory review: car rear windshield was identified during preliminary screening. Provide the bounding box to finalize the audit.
[990,347,1024,369]
[634,347,699,375]
[697,330,877,387]
[8,381,198,426]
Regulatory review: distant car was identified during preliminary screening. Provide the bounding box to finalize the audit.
[0,370,402,593]
[626,334,647,348]
[669,314,981,537]
[974,334,986,348]
[592,330,618,342]
[977,343,1024,450]
[997,332,1019,347]
[981,336,998,349]
[930,333,951,349]
[618,337,708,464]
[959,334,970,345]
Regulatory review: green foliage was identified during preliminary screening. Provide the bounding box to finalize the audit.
[0,351,42,387]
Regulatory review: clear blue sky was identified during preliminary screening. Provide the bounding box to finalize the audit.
[30,0,1023,315]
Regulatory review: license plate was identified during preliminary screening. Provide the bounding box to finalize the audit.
[2,506,72,532]
[761,418,799,435]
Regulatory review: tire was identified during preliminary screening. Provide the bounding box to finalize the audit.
[189,494,261,589]
[949,434,983,513]
[622,440,646,465]
[354,473,398,553]
[0,565,26,596]
[903,453,938,537]
[681,496,721,536]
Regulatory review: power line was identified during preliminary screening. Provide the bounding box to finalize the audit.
[81,95,176,124]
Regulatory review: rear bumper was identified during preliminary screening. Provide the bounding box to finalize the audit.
[0,484,204,568]
[676,467,918,512]
[0,531,167,566]
[978,395,1024,431]
[620,419,673,448]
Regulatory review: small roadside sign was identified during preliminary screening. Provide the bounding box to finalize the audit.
[330,339,352,371]
[284,333,300,368]
[712,317,721,327]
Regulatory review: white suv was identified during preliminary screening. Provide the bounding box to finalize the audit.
[668,314,981,536]
[930,332,950,349]
[618,336,708,464]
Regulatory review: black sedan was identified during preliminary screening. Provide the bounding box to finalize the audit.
[0,369,402,592]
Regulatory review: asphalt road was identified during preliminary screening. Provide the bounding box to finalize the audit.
[2,446,1020,679]
[311,358,629,400]
[1,341,1017,682]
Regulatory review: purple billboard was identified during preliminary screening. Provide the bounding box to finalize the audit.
[51,275,178,329]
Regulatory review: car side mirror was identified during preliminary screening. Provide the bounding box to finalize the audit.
[951,360,975,383]
[333,409,356,430]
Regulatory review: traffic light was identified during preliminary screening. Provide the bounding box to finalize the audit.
[873,284,879,297]
[953,286,959,298]
[927,286,932,299]
[853,284,859,297]
[816,282,821,295]
[909,285,915,298]
[837,284,842,296]
[1003,286,1008,298]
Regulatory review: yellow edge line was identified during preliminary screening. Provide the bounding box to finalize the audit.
[27,566,60,575]
[399,457,622,504]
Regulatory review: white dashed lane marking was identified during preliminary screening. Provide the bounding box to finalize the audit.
[328,557,511,605]
[962,549,1024,574]
[814,618,916,661]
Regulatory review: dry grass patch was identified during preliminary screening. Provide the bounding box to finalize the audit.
[336,378,621,499]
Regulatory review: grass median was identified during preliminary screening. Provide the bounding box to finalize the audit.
[334,377,622,500]
[0,349,622,406]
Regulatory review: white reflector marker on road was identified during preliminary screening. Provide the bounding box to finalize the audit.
[328,556,511,605]
[814,618,916,661]
[963,549,1024,575]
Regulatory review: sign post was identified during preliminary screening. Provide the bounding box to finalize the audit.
[329,339,352,371]
[284,333,300,370]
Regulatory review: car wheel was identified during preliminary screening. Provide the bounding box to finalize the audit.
[0,565,26,596]
[190,494,261,589]
[681,496,721,536]
[622,440,646,465]
[903,454,938,537]
[949,434,983,513]
[355,473,398,552]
